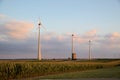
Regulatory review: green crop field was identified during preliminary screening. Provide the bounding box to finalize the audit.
[40,66,120,79]
[0,59,120,80]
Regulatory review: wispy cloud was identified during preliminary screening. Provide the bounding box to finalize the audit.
[105,32,120,39]
[0,15,34,40]
[72,29,98,44]
[0,30,120,59]
[5,21,34,39]
[85,29,97,36]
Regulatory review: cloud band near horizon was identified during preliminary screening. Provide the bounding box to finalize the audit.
[0,14,120,59]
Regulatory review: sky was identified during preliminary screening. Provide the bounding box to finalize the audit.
[0,0,120,59]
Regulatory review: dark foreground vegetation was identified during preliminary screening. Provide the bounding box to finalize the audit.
[0,59,120,80]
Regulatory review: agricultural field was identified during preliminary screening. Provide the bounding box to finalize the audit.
[0,59,120,80]
[40,66,120,79]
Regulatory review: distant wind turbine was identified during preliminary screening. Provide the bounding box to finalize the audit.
[71,34,76,60]
[72,34,74,54]
[89,40,91,60]
[37,19,46,60]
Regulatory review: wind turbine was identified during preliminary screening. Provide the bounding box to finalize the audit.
[72,34,74,54]
[89,40,91,60]
[71,34,76,60]
[37,19,46,60]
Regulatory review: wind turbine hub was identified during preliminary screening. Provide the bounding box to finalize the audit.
[38,23,41,26]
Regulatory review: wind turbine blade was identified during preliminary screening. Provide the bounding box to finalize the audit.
[32,27,37,32]
[41,25,47,31]
[37,18,47,31]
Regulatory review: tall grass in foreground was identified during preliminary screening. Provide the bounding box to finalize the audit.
[0,60,120,80]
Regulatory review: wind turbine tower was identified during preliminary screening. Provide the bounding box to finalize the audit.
[72,34,76,60]
[38,21,42,60]
[89,40,91,60]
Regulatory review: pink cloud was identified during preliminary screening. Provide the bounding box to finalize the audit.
[85,29,97,36]
[0,15,34,40]
[41,31,120,50]
[57,35,65,41]
[105,32,120,40]
[5,21,34,39]
[72,30,98,43]
[42,32,57,40]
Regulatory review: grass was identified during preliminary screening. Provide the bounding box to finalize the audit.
[40,66,120,79]
[0,59,120,79]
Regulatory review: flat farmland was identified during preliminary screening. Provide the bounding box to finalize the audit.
[0,59,120,80]
[40,66,120,79]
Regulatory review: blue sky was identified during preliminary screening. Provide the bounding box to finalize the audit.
[1,0,120,34]
[0,0,120,59]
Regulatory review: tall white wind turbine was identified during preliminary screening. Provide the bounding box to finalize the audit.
[37,20,46,60]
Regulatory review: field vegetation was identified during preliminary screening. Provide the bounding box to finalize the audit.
[0,59,120,80]
[40,66,120,79]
